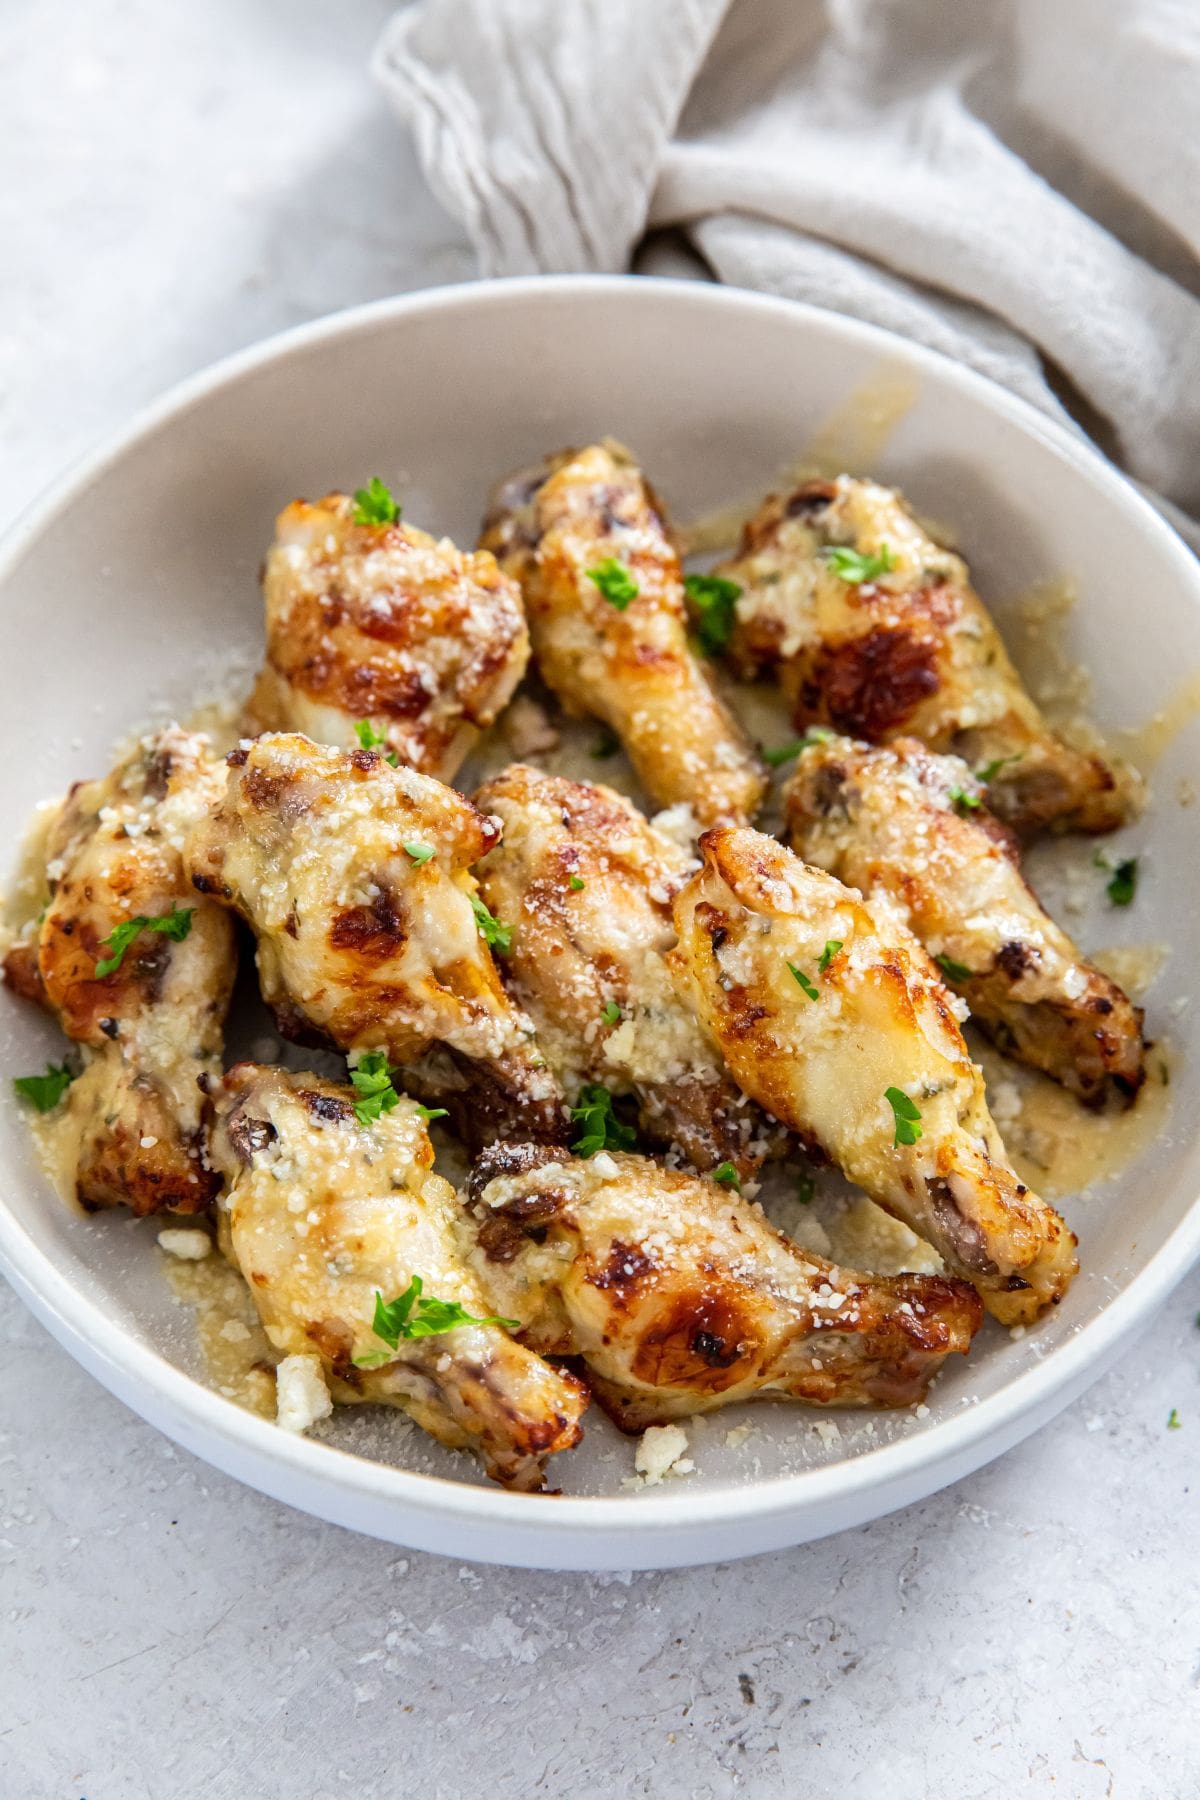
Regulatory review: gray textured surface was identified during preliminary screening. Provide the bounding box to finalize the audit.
[2,6,1198,1795]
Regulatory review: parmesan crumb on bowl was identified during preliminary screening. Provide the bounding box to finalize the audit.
[275,1354,333,1435]
[632,1422,694,1486]
[156,1227,212,1261]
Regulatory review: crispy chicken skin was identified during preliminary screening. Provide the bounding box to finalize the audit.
[718,475,1136,835]
[785,735,1146,1106]
[669,828,1078,1324]
[481,442,765,827]
[4,727,236,1215]
[210,1064,586,1490]
[473,764,777,1177]
[467,1143,982,1429]
[183,733,564,1145]
[245,493,529,782]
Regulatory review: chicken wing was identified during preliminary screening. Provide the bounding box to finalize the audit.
[718,475,1136,835]
[670,827,1078,1324]
[467,1142,982,1429]
[785,734,1146,1105]
[3,727,237,1214]
[244,492,529,782]
[184,732,565,1145]
[210,1064,587,1489]
[481,442,765,827]
[473,763,777,1177]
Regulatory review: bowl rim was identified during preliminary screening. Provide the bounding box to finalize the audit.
[1,270,1198,1548]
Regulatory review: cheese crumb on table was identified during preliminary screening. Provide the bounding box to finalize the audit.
[633,1423,694,1485]
[275,1354,333,1434]
[156,1228,212,1261]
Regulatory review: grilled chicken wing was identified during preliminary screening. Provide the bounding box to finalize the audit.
[670,827,1078,1324]
[3,728,236,1215]
[183,733,564,1144]
[719,475,1136,835]
[473,763,777,1177]
[467,1143,982,1429]
[210,1064,586,1489]
[785,734,1146,1106]
[244,492,529,782]
[481,442,765,827]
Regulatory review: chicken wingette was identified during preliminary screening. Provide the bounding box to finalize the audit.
[481,441,765,828]
[3,727,237,1214]
[718,475,1136,835]
[467,1143,982,1429]
[210,1064,587,1490]
[669,827,1078,1325]
[245,490,529,782]
[473,763,776,1178]
[183,732,564,1145]
[785,734,1146,1105]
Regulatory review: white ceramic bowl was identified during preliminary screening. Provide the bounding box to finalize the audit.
[1,277,1197,1570]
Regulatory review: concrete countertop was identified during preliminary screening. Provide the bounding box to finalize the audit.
[2,5,1197,1795]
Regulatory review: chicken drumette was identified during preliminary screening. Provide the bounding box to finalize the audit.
[481,441,765,828]
[210,1064,587,1490]
[245,492,529,782]
[467,1143,982,1429]
[670,827,1078,1324]
[4,727,237,1214]
[473,763,777,1178]
[785,734,1146,1105]
[718,474,1136,835]
[184,732,564,1145]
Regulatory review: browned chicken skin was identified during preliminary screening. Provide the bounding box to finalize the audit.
[670,827,1078,1324]
[481,441,766,828]
[473,763,778,1178]
[719,475,1137,835]
[468,1143,982,1429]
[246,492,529,782]
[785,734,1146,1106]
[4,727,237,1215]
[211,1064,587,1489]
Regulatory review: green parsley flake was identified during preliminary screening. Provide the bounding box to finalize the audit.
[1105,856,1138,907]
[569,875,586,891]
[95,906,194,978]
[761,727,834,767]
[470,895,512,953]
[947,784,982,813]
[683,573,742,657]
[787,961,819,1002]
[353,1276,517,1365]
[885,1086,923,1147]
[570,1083,636,1158]
[796,1171,816,1206]
[586,558,639,609]
[354,719,399,766]
[600,1000,622,1026]
[823,543,896,584]
[402,842,435,866]
[350,1052,401,1127]
[818,939,843,973]
[352,477,401,526]
[976,753,1022,784]
[414,1103,448,1122]
[935,953,973,982]
[1168,1408,1182,1430]
[13,1062,72,1112]
[712,1161,741,1191]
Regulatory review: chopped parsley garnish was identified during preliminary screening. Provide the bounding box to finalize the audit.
[350,1051,401,1126]
[570,1083,637,1158]
[787,961,819,1001]
[1098,854,1138,907]
[586,558,639,609]
[354,719,399,767]
[818,939,843,973]
[402,841,435,866]
[885,1086,923,1147]
[352,1276,518,1366]
[470,894,512,953]
[1168,1408,1182,1430]
[600,1000,622,1026]
[796,1171,816,1205]
[935,953,973,982]
[352,477,401,526]
[569,875,586,891]
[976,753,1022,784]
[823,543,895,584]
[761,726,834,767]
[95,906,194,978]
[712,1161,741,1191]
[414,1103,448,1122]
[13,1062,72,1112]
[591,730,620,760]
[947,784,982,813]
[683,573,742,657]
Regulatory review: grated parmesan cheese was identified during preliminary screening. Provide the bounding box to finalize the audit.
[275,1354,333,1434]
